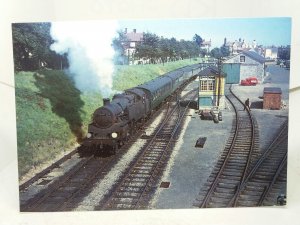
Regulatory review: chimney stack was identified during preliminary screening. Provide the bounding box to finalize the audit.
[124,28,127,34]
[103,98,110,106]
[133,29,136,33]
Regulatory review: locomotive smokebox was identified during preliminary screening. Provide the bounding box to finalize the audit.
[103,98,110,106]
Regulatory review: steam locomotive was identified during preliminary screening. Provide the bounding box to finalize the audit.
[83,64,201,153]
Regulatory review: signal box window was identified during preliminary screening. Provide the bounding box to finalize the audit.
[240,55,245,62]
[200,78,215,91]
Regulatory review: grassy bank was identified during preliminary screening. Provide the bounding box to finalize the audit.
[15,58,201,178]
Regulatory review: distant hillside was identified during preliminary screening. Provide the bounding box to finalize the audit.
[15,58,201,178]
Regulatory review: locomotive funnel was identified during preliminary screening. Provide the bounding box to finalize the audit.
[103,98,110,106]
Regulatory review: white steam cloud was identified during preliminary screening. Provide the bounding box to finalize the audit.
[50,20,118,97]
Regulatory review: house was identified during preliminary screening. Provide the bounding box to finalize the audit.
[223,38,258,55]
[264,47,278,60]
[198,66,226,110]
[123,28,143,65]
[200,39,211,53]
[222,50,266,84]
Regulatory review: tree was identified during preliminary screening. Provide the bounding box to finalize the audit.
[12,23,64,71]
[158,37,171,65]
[135,32,160,63]
[210,46,230,59]
[193,34,203,46]
[278,46,290,60]
[220,46,230,57]
[210,47,222,58]
[111,30,129,64]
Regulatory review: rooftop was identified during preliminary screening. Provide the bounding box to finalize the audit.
[198,66,226,77]
[125,29,143,42]
[242,50,266,64]
[263,87,282,94]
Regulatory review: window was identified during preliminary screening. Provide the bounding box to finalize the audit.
[200,77,215,91]
[240,55,245,62]
[130,42,136,48]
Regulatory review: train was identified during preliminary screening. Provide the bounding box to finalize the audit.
[83,64,202,153]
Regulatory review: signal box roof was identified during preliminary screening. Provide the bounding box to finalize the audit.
[263,87,282,94]
[198,66,226,77]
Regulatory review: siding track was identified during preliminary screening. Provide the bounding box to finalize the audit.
[195,85,260,208]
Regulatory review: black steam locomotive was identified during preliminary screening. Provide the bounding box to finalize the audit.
[83,64,201,152]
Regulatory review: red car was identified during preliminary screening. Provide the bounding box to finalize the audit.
[241,77,258,86]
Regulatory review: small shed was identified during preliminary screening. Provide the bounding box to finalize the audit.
[263,87,282,110]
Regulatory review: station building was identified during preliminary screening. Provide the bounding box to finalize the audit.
[198,66,226,110]
[222,50,266,84]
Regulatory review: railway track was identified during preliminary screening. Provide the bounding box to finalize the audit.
[20,80,197,212]
[19,148,79,191]
[96,89,198,210]
[228,120,288,207]
[195,85,260,208]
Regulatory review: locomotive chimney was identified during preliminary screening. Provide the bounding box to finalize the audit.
[103,98,110,106]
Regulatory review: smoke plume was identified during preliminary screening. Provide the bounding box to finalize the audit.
[50,20,118,97]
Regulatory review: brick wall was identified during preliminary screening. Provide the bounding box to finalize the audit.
[263,93,281,110]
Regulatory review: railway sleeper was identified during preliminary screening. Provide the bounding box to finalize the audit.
[213,192,234,199]
[208,176,240,185]
[219,175,244,182]
[222,165,249,172]
[208,197,231,206]
[214,186,236,194]
[254,172,278,179]
[134,163,155,171]
[128,173,152,179]
[139,156,161,161]
[217,161,247,167]
[125,177,148,183]
[121,181,147,188]
[109,197,138,205]
[221,170,243,177]
[207,201,228,208]
[235,200,260,207]
[130,169,153,175]
[240,189,265,197]
[216,179,240,187]
[119,186,143,193]
[243,184,267,191]
[217,182,238,189]
[250,177,274,183]
[115,191,141,198]
[237,193,263,201]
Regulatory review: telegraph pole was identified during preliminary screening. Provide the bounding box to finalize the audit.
[217,57,222,107]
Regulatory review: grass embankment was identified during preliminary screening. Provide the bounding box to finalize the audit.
[15,58,200,178]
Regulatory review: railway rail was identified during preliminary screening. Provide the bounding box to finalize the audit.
[195,85,260,208]
[96,88,198,210]
[19,148,79,191]
[228,120,288,207]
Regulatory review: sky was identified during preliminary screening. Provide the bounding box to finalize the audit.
[118,17,291,48]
